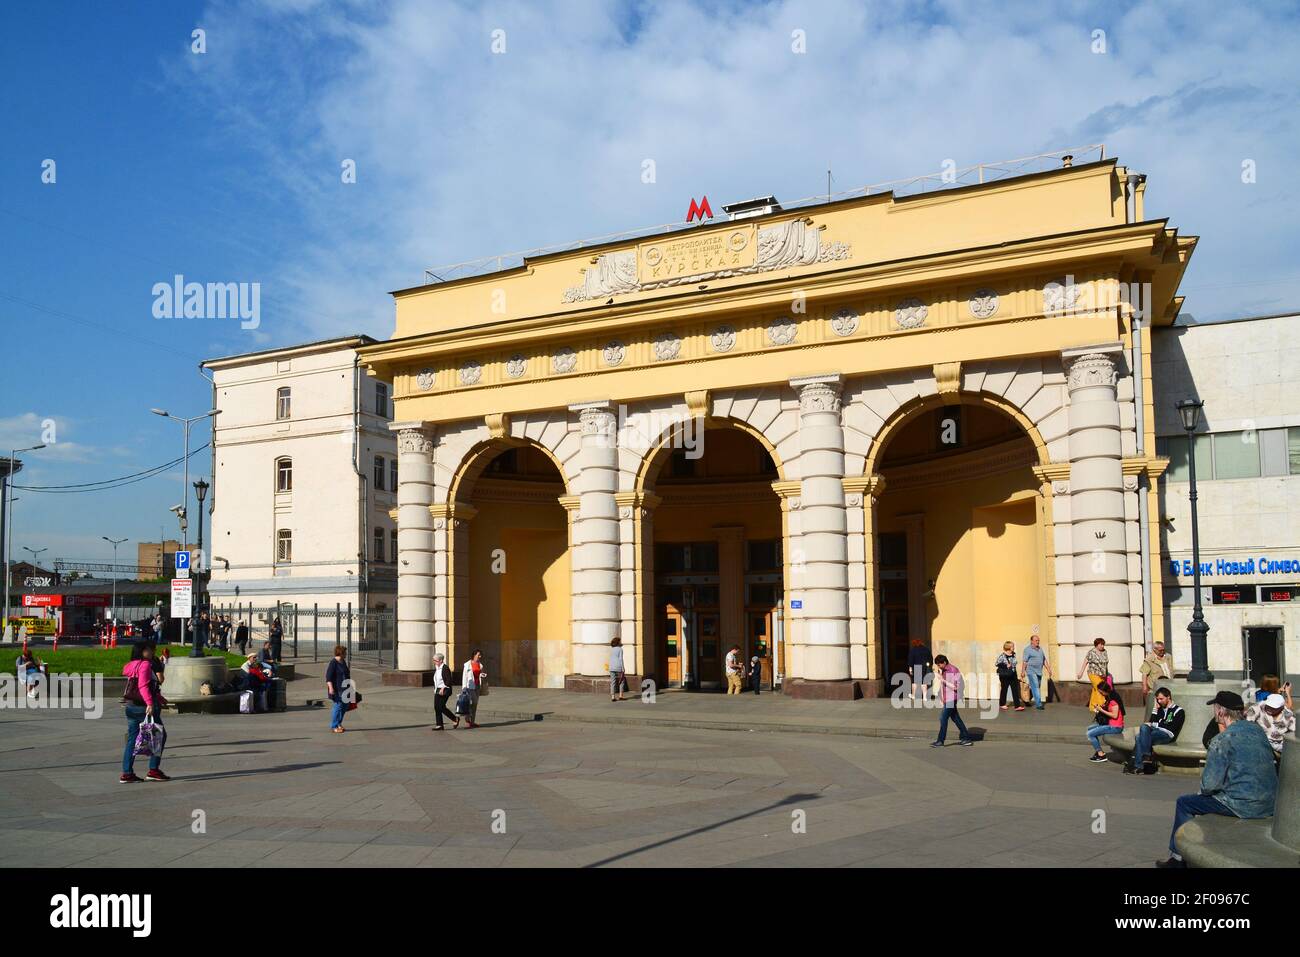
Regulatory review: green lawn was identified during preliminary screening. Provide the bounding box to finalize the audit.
[11,645,245,676]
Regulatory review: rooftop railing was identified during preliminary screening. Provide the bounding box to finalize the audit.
[421,144,1105,286]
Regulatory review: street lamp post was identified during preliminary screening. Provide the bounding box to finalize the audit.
[192,479,209,657]
[1177,398,1214,683]
[3,444,45,629]
[102,536,128,624]
[151,408,219,657]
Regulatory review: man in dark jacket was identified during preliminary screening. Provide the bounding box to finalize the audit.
[1125,686,1185,774]
[430,653,457,730]
[234,619,249,655]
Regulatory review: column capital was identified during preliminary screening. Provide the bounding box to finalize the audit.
[1061,343,1123,392]
[392,422,435,455]
[569,400,617,437]
[428,502,477,528]
[614,490,661,518]
[790,374,842,414]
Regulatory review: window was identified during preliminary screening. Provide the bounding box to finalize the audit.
[374,528,386,563]
[376,382,389,417]
[390,529,398,562]
[276,386,291,420]
[374,455,386,491]
[746,539,781,571]
[1290,428,1300,475]
[275,457,292,493]
[389,458,398,492]
[276,529,292,563]
[1213,432,1260,480]
[1160,434,1211,482]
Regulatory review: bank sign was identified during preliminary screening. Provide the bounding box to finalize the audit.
[1169,555,1300,577]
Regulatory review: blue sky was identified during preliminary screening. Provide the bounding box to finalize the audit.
[2,0,1299,566]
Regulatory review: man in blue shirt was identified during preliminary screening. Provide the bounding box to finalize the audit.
[1018,632,1051,710]
[1158,691,1278,867]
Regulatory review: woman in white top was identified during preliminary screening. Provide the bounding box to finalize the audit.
[458,649,485,728]
[608,637,627,702]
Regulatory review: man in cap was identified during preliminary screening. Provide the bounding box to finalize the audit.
[1138,640,1175,697]
[1157,691,1278,867]
[1245,692,1296,756]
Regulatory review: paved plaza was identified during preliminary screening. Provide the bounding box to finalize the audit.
[0,678,1194,868]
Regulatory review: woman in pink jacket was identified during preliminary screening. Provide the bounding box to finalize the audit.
[121,642,169,783]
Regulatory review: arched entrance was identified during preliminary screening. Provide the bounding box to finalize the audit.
[869,397,1050,683]
[449,442,571,688]
[642,423,784,691]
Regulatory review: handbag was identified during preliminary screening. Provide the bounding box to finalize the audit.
[133,717,166,757]
[477,676,489,697]
[347,691,362,713]
[455,688,472,714]
[121,672,146,706]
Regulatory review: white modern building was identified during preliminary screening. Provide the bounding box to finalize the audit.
[1154,312,1300,685]
[202,336,398,617]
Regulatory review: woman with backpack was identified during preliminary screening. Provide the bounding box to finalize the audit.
[1086,677,1126,763]
[121,641,169,783]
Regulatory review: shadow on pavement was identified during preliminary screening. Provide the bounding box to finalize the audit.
[585,792,822,867]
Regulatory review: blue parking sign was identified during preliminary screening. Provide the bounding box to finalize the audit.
[176,550,190,570]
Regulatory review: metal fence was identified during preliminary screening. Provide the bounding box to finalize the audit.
[210,602,396,668]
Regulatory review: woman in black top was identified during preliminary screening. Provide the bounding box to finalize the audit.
[325,645,350,734]
[907,639,932,700]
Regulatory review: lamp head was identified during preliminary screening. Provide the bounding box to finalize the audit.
[1176,398,1204,433]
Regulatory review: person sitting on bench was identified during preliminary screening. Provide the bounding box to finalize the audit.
[1124,686,1185,775]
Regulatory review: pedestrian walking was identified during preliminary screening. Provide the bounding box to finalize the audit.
[725,645,744,695]
[931,655,974,747]
[325,645,351,734]
[121,641,169,783]
[1019,632,1051,710]
[1076,637,1109,711]
[1086,677,1125,762]
[748,653,762,695]
[907,638,932,700]
[608,637,627,702]
[995,641,1025,711]
[234,618,249,656]
[456,649,485,728]
[269,616,284,662]
[1158,691,1278,867]
[430,653,457,730]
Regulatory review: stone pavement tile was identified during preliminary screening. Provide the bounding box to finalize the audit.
[415,846,512,867]
[167,838,283,867]
[263,841,369,863]
[340,844,437,867]
[367,830,449,848]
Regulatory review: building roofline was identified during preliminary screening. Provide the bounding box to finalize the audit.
[1163,309,1300,330]
[389,156,1119,298]
[201,335,379,369]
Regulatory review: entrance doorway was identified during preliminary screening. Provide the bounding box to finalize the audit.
[645,424,784,692]
[1244,626,1284,684]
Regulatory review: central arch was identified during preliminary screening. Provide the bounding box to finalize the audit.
[638,421,785,691]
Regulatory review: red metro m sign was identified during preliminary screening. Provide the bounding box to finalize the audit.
[686,196,713,222]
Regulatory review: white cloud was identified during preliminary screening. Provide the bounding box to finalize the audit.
[179,0,1300,332]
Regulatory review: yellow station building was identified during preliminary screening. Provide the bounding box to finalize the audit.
[360,151,1196,697]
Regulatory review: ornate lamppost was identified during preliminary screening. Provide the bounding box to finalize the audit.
[1177,398,1213,683]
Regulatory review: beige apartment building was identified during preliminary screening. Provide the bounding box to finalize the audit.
[202,336,398,616]
[137,540,181,578]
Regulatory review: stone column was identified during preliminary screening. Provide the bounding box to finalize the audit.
[567,401,621,686]
[787,374,853,694]
[1062,345,1133,682]
[844,474,887,694]
[390,422,435,680]
[615,490,659,689]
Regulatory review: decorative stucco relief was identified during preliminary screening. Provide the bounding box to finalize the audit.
[829,307,859,337]
[505,354,528,379]
[562,218,852,303]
